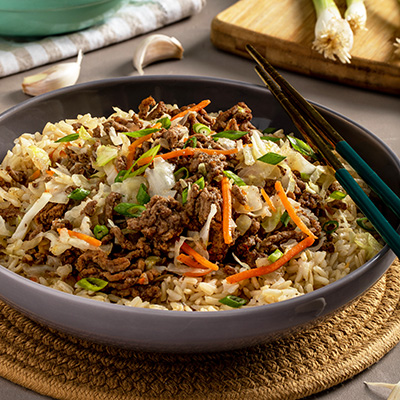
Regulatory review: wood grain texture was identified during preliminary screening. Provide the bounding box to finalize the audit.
[210,0,400,94]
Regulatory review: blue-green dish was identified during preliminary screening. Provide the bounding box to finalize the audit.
[0,0,127,37]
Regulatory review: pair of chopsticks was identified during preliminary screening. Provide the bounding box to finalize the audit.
[246,44,400,258]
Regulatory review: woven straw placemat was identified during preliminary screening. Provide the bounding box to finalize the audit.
[0,259,399,400]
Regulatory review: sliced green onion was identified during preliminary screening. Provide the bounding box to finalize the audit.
[323,220,339,234]
[157,117,171,129]
[193,123,212,135]
[122,128,160,138]
[300,172,310,181]
[356,217,375,232]
[93,225,109,240]
[219,295,248,308]
[257,152,286,165]
[223,170,246,186]
[194,176,205,190]
[268,249,283,262]
[280,211,290,226]
[77,277,108,292]
[212,130,248,140]
[262,127,278,134]
[181,187,188,204]
[287,136,317,160]
[183,137,197,148]
[174,167,189,181]
[260,135,280,142]
[67,188,91,201]
[114,203,146,218]
[329,190,347,200]
[55,133,79,143]
[136,183,150,205]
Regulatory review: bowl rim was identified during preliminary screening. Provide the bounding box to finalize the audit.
[0,74,398,321]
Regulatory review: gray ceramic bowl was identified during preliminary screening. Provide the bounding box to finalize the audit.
[0,76,398,353]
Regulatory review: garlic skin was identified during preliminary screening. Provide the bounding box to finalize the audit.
[133,34,183,75]
[22,50,83,96]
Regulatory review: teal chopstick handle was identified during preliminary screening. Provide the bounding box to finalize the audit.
[335,168,400,258]
[336,140,400,219]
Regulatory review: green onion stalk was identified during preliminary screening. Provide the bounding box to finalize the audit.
[311,0,354,63]
[345,0,367,32]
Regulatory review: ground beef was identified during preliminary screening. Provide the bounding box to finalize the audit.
[185,151,228,182]
[146,101,168,120]
[259,230,305,254]
[212,102,255,132]
[104,192,122,222]
[62,148,96,177]
[207,220,231,262]
[138,96,156,119]
[81,200,97,217]
[0,205,21,221]
[76,249,131,274]
[151,125,188,151]
[114,156,127,172]
[34,202,69,230]
[127,196,188,243]
[299,191,322,211]
[59,248,82,265]
[184,184,222,230]
[6,166,26,185]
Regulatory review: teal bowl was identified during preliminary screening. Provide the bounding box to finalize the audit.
[0,0,127,37]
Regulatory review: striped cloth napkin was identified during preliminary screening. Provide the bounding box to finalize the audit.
[0,0,206,77]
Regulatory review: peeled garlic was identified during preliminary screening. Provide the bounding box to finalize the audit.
[133,34,183,75]
[22,50,83,96]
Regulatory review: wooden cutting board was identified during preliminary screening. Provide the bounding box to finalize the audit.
[211,0,400,94]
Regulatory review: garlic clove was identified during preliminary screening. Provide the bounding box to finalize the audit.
[133,34,183,75]
[22,50,83,96]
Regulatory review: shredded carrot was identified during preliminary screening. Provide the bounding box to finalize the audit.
[221,176,233,244]
[261,188,276,212]
[226,236,315,284]
[126,132,154,168]
[46,170,55,176]
[58,228,102,247]
[171,99,211,121]
[178,254,205,269]
[180,242,219,271]
[29,169,41,181]
[136,147,238,166]
[137,273,147,285]
[275,181,317,239]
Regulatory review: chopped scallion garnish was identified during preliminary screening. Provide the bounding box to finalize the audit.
[174,167,189,181]
[329,190,347,200]
[356,217,375,232]
[136,183,150,205]
[181,187,188,204]
[268,249,283,263]
[194,176,205,190]
[93,225,109,240]
[55,133,79,143]
[262,127,278,134]
[212,130,248,140]
[257,152,286,165]
[219,295,248,308]
[260,135,280,142]
[157,116,171,129]
[280,211,290,227]
[223,170,246,187]
[122,128,160,138]
[67,187,91,201]
[193,123,211,135]
[287,136,317,160]
[114,203,146,218]
[183,137,197,148]
[77,277,108,292]
[323,220,339,234]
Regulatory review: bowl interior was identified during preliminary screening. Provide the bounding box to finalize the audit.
[0,75,398,352]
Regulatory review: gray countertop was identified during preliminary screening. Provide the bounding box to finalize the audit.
[0,1,399,399]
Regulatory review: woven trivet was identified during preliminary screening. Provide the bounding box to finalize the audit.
[0,260,400,400]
